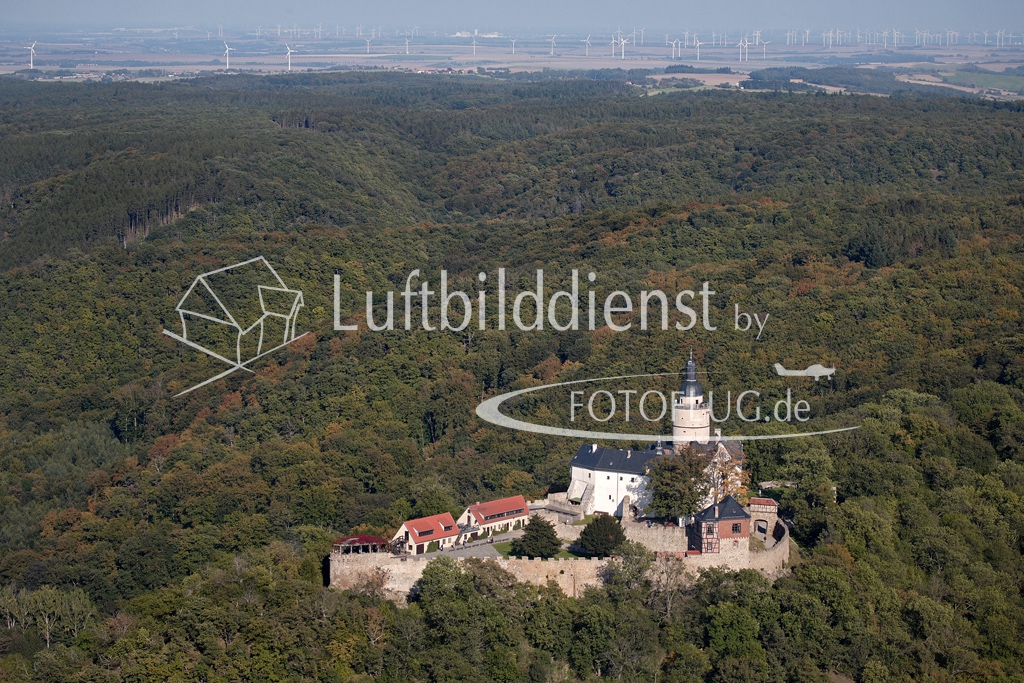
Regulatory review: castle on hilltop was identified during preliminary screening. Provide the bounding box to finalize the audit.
[329,357,789,600]
[566,354,746,518]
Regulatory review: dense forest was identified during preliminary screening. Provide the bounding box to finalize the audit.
[0,72,1023,682]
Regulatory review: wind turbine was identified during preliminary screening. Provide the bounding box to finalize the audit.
[582,35,591,57]
[762,40,769,60]
[405,38,410,55]
[549,35,556,55]
[365,38,372,54]
[640,27,646,44]
[694,37,702,61]
[472,37,478,55]
[25,42,36,69]
[610,36,617,56]
[223,42,234,70]
[620,36,627,59]
[256,26,262,39]
[510,38,516,54]
[285,44,293,71]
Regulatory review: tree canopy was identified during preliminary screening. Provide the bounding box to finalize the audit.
[577,514,627,557]
[0,71,1022,681]
[511,515,561,559]
[647,447,713,521]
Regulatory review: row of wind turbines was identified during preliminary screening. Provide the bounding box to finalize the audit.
[18,24,1024,72]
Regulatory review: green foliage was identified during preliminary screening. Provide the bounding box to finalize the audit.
[577,514,626,557]
[510,516,561,559]
[748,66,972,96]
[647,447,713,520]
[0,72,1022,681]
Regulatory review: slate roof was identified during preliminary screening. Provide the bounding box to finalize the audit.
[571,443,664,475]
[679,356,704,398]
[571,440,743,476]
[693,495,750,522]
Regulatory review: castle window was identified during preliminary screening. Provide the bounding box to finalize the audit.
[609,495,613,500]
[733,540,739,548]
[630,477,635,482]
[607,476,610,480]
[732,523,741,534]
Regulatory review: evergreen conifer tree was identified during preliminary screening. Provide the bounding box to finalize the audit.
[578,514,626,557]
[511,515,561,558]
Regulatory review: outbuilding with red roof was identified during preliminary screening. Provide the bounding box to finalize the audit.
[391,512,460,555]
[456,495,530,539]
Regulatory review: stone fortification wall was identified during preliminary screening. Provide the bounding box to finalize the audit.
[623,524,689,552]
[503,556,605,598]
[624,518,791,576]
[330,522,791,601]
[748,521,791,579]
[330,552,607,600]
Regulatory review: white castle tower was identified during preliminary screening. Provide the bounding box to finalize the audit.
[673,353,711,447]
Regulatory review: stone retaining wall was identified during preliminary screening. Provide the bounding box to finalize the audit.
[330,523,791,601]
[623,523,690,552]
[330,552,607,600]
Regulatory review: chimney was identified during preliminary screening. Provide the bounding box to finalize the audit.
[714,504,719,518]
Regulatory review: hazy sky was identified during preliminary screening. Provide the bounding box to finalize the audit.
[6,0,1020,32]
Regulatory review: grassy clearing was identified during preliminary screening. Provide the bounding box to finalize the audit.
[494,541,589,560]
[572,514,599,526]
[943,71,1024,91]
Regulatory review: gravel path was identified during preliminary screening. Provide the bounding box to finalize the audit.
[417,529,526,559]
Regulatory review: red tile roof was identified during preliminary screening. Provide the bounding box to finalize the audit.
[749,497,778,507]
[468,495,529,525]
[403,512,459,544]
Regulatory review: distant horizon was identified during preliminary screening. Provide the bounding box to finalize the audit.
[1,0,1021,35]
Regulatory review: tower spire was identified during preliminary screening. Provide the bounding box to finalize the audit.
[674,354,710,446]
